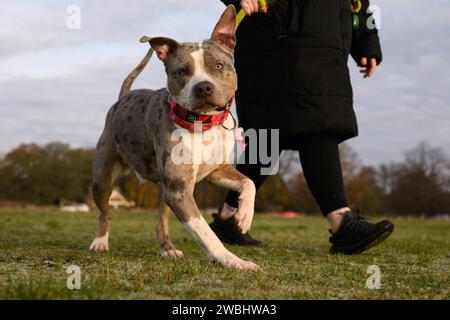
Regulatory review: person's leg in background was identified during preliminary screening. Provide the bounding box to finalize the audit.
[298,135,394,254]
[211,132,394,252]
[297,135,351,233]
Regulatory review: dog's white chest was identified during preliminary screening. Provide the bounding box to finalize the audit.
[170,115,236,165]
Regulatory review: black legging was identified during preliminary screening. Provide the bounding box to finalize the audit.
[224,134,348,216]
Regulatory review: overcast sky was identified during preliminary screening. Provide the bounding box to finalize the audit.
[0,0,449,166]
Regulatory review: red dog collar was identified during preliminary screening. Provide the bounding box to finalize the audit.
[169,97,234,131]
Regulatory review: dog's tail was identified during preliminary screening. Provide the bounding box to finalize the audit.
[118,37,154,99]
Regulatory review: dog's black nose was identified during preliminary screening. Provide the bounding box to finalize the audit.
[193,81,215,98]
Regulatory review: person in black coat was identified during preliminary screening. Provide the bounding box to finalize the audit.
[209,0,394,254]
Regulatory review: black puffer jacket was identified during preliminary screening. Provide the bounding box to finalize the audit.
[221,0,382,142]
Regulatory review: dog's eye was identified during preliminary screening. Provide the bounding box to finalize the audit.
[216,63,223,70]
[178,68,187,76]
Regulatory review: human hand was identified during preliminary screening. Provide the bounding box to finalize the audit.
[359,57,377,78]
[239,0,268,15]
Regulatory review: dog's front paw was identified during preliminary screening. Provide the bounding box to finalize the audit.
[235,207,254,234]
[227,257,260,272]
[235,199,254,234]
[235,179,256,234]
[161,249,184,259]
[220,253,260,272]
[89,236,109,252]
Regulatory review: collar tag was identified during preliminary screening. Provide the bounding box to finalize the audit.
[186,112,198,123]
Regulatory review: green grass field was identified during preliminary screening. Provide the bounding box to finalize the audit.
[0,208,448,299]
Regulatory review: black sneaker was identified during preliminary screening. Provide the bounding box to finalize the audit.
[209,213,262,246]
[329,211,394,254]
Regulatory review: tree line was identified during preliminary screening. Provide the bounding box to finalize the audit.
[0,141,448,216]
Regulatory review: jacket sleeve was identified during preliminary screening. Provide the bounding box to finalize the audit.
[220,0,241,9]
[350,0,383,65]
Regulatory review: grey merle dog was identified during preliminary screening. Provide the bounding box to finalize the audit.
[90,6,259,271]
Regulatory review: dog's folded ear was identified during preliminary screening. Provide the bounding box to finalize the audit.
[140,36,179,63]
[211,5,237,51]
[139,36,152,43]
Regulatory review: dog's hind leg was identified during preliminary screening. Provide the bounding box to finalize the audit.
[90,134,128,252]
[157,184,183,258]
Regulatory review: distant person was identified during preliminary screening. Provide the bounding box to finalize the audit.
[210,0,394,253]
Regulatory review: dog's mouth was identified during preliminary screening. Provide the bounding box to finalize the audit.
[190,98,230,114]
[193,104,225,113]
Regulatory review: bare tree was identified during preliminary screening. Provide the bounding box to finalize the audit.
[382,142,450,216]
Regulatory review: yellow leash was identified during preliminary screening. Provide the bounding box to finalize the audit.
[235,0,278,28]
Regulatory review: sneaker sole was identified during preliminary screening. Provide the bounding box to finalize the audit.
[330,222,395,254]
